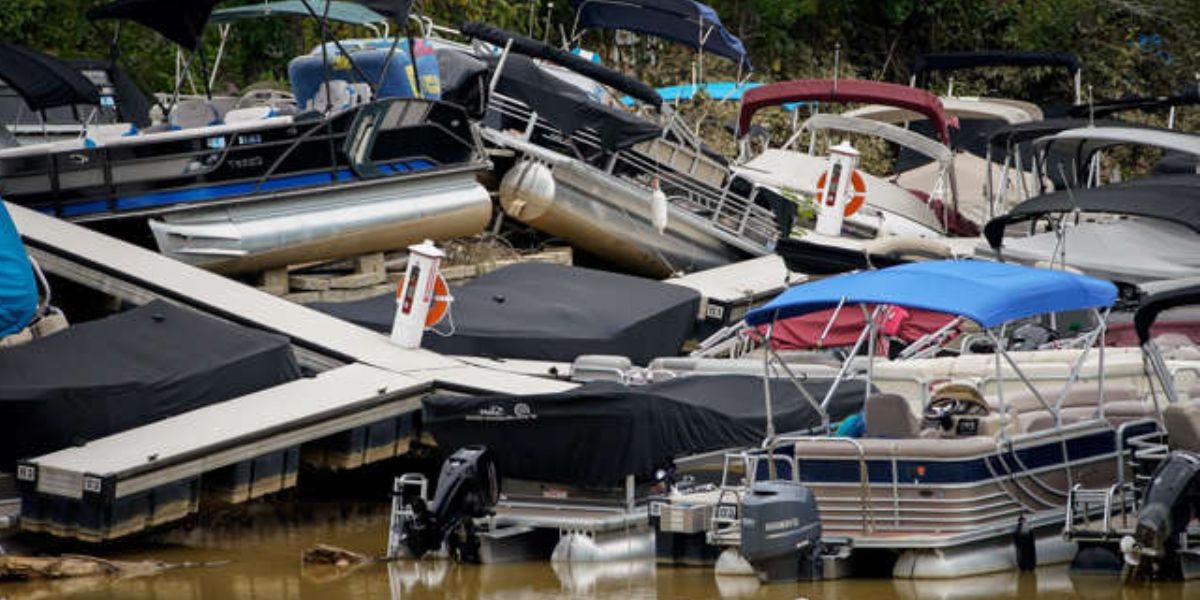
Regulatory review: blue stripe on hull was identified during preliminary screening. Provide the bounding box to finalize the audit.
[50,161,433,218]
[766,421,1157,486]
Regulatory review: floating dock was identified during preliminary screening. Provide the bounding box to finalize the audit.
[7,202,575,542]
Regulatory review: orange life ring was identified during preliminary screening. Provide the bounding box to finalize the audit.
[396,271,453,327]
[425,273,452,327]
[815,169,867,217]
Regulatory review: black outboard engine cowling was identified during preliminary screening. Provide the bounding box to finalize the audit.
[399,445,500,562]
[1123,450,1200,580]
[740,480,823,582]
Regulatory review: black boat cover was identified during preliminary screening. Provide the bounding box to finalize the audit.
[984,174,1200,249]
[569,0,751,70]
[0,300,301,467]
[314,262,700,364]
[0,43,100,111]
[486,54,663,151]
[461,21,662,107]
[423,374,869,486]
[910,51,1081,79]
[88,0,223,50]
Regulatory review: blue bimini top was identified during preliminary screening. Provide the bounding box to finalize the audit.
[0,202,37,338]
[746,260,1117,329]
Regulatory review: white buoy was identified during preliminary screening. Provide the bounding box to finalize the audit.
[814,140,861,237]
[391,239,446,349]
[650,181,669,234]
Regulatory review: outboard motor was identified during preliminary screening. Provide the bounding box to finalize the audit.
[1121,451,1200,581]
[392,446,500,563]
[739,480,823,582]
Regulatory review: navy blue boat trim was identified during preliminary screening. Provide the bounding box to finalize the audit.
[758,421,1157,485]
[46,160,436,218]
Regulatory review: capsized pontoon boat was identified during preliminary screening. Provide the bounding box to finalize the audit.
[457,23,792,277]
[655,260,1166,580]
[0,1,492,274]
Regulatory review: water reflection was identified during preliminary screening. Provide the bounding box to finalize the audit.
[0,501,1193,600]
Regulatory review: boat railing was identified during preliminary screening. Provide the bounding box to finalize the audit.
[1065,424,1168,541]
[486,93,780,249]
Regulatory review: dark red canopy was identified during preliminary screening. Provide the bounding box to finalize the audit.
[738,79,950,144]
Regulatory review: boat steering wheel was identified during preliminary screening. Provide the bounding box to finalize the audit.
[923,395,990,431]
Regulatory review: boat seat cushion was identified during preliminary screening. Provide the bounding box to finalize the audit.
[1164,402,1200,451]
[865,393,920,438]
[169,99,223,129]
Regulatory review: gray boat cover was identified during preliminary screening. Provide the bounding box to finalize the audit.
[314,263,700,364]
[423,374,868,486]
[984,175,1200,248]
[980,219,1200,284]
[0,300,301,466]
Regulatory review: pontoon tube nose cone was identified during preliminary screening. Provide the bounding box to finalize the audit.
[499,159,556,221]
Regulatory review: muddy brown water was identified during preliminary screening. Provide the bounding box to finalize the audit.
[0,502,1192,600]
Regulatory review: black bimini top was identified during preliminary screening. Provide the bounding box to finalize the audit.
[1067,85,1200,119]
[986,118,1133,151]
[485,54,663,151]
[1135,282,1200,345]
[910,51,1082,80]
[460,21,662,107]
[88,0,223,50]
[424,374,868,486]
[984,175,1200,249]
[0,43,100,111]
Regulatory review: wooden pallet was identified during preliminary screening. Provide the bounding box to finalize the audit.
[258,246,574,304]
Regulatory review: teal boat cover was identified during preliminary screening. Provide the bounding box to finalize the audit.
[0,202,36,338]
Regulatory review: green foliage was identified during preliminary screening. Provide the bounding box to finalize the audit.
[1,0,1195,133]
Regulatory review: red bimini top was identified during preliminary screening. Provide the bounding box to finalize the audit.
[737,79,951,145]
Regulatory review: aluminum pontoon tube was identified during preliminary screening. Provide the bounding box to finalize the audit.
[149,168,491,273]
[493,135,753,277]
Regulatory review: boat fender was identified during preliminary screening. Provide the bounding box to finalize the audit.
[1013,515,1036,571]
[650,183,669,233]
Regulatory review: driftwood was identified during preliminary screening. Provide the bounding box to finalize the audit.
[301,543,381,583]
[0,554,222,582]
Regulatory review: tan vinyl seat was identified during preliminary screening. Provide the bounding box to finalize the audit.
[1164,402,1200,451]
[865,393,921,439]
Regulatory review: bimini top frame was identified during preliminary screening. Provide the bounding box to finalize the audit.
[744,260,1118,441]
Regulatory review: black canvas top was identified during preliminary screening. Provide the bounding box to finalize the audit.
[461,21,662,107]
[69,59,153,126]
[984,175,1200,248]
[88,0,223,50]
[0,300,301,467]
[910,51,1081,79]
[0,43,100,111]
[423,374,868,486]
[1067,86,1200,119]
[986,118,1134,150]
[486,54,663,151]
[315,262,700,364]
[1135,284,1200,345]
